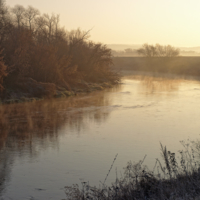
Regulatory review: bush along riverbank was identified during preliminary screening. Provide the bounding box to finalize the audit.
[65,140,200,200]
[0,1,120,104]
[1,77,119,104]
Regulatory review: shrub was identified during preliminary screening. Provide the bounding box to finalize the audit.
[0,53,7,92]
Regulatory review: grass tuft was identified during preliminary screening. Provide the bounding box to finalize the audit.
[65,141,200,200]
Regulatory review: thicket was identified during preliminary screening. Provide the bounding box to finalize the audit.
[0,0,119,99]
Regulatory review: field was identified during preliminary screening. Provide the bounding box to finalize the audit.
[113,57,200,77]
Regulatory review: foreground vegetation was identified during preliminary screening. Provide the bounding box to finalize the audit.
[0,0,119,103]
[65,140,200,199]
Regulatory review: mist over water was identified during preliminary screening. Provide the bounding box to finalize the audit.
[1,72,200,199]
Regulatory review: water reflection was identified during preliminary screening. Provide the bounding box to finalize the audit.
[123,73,182,97]
[0,86,121,197]
[1,73,200,199]
[139,76,180,96]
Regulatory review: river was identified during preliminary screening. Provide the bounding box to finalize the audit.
[1,72,200,199]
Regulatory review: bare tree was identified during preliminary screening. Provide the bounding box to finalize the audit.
[137,44,157,57]
[35,15,45,31]
[11,5,25,28]
[0,0,8,19]
[43,13,56,39]
[54,14,59,39]
[68,28,91,47]
[138,43,180,58]
[0,0,12,44]
[24,6,40,30]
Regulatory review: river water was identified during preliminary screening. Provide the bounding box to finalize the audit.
[1,72,200,199]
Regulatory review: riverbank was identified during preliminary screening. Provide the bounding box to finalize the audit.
[0,77,119,104]
[65,141,200,200]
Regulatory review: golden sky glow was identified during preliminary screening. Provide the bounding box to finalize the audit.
[6,0,200,47]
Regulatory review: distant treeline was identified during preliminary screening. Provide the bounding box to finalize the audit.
[114,56,200,76]
[112,44,200,57]
[112,48,138,57]
[113,44,200,76]
[0,0,119,100]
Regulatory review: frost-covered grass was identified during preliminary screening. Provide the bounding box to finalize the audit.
[65,140,200,200]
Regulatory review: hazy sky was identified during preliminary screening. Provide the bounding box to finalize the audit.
[6,0,200,47]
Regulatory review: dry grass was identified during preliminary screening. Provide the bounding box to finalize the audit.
[65,140,200,200]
